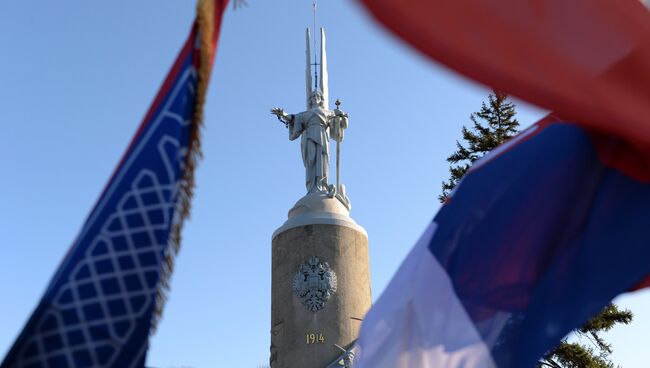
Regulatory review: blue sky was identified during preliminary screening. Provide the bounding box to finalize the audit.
[1,1,648,367]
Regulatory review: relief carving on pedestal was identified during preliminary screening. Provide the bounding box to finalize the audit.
[292,256,337,312]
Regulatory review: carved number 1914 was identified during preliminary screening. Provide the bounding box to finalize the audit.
[306,333,325,344]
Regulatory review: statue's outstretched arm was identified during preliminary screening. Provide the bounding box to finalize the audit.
[271,107,294,126]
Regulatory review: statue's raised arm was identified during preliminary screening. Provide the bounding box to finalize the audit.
[271,107,293,127]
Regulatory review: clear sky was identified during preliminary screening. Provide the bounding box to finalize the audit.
[1,1,648,367]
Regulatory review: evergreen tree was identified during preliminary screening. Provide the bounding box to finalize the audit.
[440,92,633,367]
[539,304,633,368]
[439,91,519,202]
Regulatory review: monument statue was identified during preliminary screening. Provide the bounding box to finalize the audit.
[269,15,371,368]
[271,28,349,206]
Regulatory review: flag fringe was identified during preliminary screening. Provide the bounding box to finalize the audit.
[150,0,219,334]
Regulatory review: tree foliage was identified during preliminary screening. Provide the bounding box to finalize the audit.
[440,92,633,367]
[540,304,633,368]
[439,91,519,202]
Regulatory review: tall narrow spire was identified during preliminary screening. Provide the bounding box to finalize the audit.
[305,28,312,109]
[320,27,329,110]
[304,1,329,109]
[313,1,318,90]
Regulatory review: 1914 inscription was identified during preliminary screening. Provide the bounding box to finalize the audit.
[305,332,325,344]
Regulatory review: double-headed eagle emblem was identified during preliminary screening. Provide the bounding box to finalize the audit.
[293,256,337,312]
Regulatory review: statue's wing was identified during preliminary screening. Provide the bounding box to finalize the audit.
[306,27,313,109]
[320,27,329,110]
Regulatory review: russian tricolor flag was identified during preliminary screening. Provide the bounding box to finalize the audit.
[356,0,650,366]
[356,116,650,367]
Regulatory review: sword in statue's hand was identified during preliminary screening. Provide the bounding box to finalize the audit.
[334,99,343,190]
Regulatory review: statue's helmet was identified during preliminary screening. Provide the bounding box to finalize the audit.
[309,90,325,109]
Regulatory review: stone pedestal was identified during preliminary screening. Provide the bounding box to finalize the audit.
[270,193,371,368]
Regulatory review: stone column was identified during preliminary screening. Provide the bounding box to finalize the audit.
[270,193,371,368]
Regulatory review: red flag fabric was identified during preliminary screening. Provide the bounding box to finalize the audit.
[633,275,650,290]
[359,0,650,153]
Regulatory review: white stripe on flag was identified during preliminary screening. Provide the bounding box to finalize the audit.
[355,222,496,368]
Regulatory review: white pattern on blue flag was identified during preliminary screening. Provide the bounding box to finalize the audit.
[4,67,197,368]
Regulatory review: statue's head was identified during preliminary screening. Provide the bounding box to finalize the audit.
[309,90,325,109]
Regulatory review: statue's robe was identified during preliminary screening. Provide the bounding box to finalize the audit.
[289,108,333,192]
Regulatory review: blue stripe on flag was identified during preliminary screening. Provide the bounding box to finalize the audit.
[430,123,650,367]
[1,32,199,368]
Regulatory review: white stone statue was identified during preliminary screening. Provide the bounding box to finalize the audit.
[271,28,349,204]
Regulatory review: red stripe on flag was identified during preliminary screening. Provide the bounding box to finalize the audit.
[590,132,650,183]
[100,25,198,201]
[359,0,650,153]
[68,0,229,260]
[631,275,650,291]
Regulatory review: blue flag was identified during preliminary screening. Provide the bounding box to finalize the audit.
[2,1,228,367]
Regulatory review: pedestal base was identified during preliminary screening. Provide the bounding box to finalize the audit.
[270,193,370,368]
